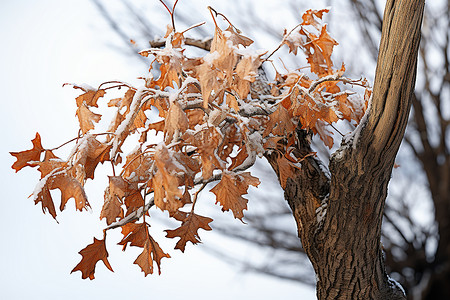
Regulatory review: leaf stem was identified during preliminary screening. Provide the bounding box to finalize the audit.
[264,24,302,61]
[191,183,207,213]
[329,124,344,136]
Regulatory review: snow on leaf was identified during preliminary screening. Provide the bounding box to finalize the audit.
[164,101,189,143]
[123,188,144,216]
[71,237,113,280]
[283,29,303,55]
[31,150,90,217]
[183,127,224,179]
[225,26,254,47]
[153,169,184,215]
[75,89,106,108]
[233,54,263,99]
[33,184,57,220]
[211,28,238,76]
[315,120,335,149]
[73,135,111,180]
[195,60,222,107]
[156,62,180,90]
[122,148,152,183]
[165,212,213,252]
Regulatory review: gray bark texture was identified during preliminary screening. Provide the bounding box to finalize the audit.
[267,0,425,298]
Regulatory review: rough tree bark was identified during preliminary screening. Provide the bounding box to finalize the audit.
[267,0,425,298]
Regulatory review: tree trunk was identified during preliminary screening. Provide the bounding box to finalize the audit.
[267,0,425,298]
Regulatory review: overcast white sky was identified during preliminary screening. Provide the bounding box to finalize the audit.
[0,1,316,299]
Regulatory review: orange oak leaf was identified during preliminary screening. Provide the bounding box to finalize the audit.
[301,8,330,29]
[336,93,367,123]
[31,152,90,218]
[226,93,239,112]
[186,109,205,129]
[171,32,184,48]
[28,151,62,220]
[172,151,201,178]
[156,59,181,90]
[303,25,338,76]
[210,172,260,220]
[76,104,102,134]
[118,222,148,250]
[102,176,144,218]
[183,127,224,179]
[122,148,153,182]
[31,150,64,177]
[75,89,106,108]
[153,169,184,215]
[263,105,296,137]
[313,26,338,72]
[74,135,111,180]
[71,237,113,280]
[115,89,136,115]
[233,54,262,99]
[100,186,124,225]
[33,184,57,220]
[134,236,170,276]
[210,28,238,77]
[53,173,90,212]
[10,133,44,172]
[165,212,213,252]
[195,61,222,107]
[315,120,335,149]
[293,97,339,131]
[228,145,249,171]
[276,155,296,189]
[124,188,145,216]
[164,102,189,143]
[225,26,254,47]
[148,120,165,133]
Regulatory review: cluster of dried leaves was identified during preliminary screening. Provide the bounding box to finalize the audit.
[11,8,370,279]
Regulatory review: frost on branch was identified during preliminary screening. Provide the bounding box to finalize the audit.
[10,7,371,279]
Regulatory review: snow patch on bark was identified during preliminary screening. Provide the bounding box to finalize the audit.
[387,274,406,297]
[332,94,372,161]
[315,196,328,226]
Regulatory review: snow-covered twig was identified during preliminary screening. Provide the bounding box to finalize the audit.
[106,197,155,230]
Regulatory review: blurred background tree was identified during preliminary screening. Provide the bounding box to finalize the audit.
[90,0,449,298]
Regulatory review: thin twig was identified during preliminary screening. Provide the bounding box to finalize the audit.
[265,24,302,61]
[158,0,172,15]
[171,0,179,31]
[181,22,206,34]
[330,124,344,136]
[208,6,239,31]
